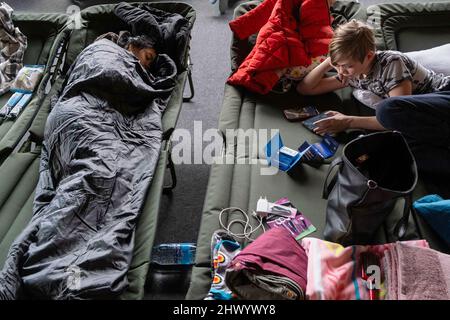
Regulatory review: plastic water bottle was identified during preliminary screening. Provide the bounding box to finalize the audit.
[151,243,196,266]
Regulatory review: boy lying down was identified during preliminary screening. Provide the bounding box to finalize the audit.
[297,20,450,196]
[0,3,186,299]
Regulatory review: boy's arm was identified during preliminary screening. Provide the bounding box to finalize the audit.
[388,79,412,97]
[347,116,386,131]
[297,57,347,95]
[314,112,385,135]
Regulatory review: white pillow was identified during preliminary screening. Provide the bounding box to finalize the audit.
[405,43,450,76]
[353,44,450,108]
[352,89,383,109]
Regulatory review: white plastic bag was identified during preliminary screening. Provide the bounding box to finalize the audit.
[10,65,45,93]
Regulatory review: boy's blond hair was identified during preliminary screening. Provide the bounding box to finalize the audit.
[329,20,376,65]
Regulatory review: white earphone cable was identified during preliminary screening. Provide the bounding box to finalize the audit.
[218,207,265,242]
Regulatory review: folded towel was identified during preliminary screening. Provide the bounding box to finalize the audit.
[225,228,308,300]
[384,243,450,300]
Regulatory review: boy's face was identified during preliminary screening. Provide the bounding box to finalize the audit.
[332,51,375,79]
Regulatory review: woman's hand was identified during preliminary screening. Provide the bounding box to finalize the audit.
[313,111,351,135]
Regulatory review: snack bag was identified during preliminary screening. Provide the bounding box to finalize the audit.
[10,65,45,93]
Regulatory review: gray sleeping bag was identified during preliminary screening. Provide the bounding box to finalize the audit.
[0,39,177,299]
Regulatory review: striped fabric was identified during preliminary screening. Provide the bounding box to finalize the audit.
[301,237,429,300]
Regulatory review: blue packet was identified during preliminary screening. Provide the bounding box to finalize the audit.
[0,92,24,118]
[8,93,33,118]
[298,134,339,163]
[265,132,301,172]
[265,133,339,174]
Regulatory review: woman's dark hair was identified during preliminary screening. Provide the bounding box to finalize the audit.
[126,35,157,51]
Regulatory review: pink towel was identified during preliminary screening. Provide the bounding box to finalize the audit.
[384,243,450,300]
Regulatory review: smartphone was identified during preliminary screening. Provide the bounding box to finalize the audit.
[283,106,319,122]
[302,112,331,132]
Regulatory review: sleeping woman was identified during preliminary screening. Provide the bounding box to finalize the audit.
[0,27,179,299]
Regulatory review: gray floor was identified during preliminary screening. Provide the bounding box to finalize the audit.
[151,0,238,246]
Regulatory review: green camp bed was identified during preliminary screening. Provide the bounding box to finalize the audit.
[27,2,196,189]
[0,2,196,299]
[0,13,69,164]
[186,0,450,299]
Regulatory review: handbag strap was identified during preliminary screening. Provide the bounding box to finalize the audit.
[322,157,343,199]
[393,193,413,239]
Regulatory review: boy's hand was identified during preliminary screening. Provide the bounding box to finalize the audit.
[313,111,351,135]
[323,57,336,72]
[335,73,350,86]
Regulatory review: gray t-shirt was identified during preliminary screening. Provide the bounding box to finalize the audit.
[348,50,450,98]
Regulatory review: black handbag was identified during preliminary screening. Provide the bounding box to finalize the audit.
[323,131,418,245]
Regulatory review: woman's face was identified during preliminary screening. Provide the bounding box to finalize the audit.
[128,45,157,69]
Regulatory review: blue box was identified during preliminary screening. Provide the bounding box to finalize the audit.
[266,133,339,173]
[265,132,301,172]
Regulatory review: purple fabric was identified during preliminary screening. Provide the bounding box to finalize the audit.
[230,228,308,292]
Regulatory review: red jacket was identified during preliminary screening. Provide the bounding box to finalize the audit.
[227,0,333,94]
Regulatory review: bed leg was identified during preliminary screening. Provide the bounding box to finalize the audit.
[219,0,228,15]
[163,149,177,194]
[183,57,194,102]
